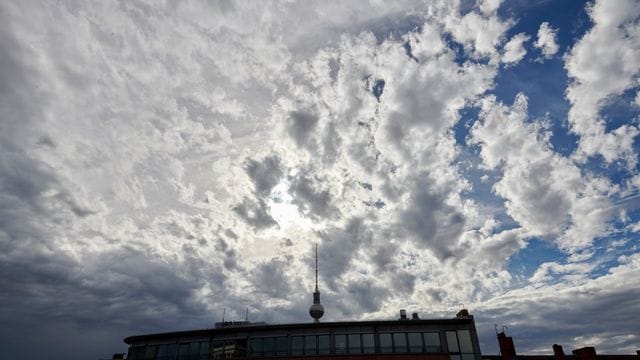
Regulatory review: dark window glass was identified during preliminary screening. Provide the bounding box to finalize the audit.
[424,332,441,352]
[318,335,330,355]
[190,342,200,356]
[128,346,146,360]
[144,345,158,360]
[348,334,361,354]
[178,343,190,360]
[291,336,304,355]
[362,333,375,353]
[379,333,393,353]
[394,333,408,353]
[200,341,210,357]
[462,354,475,360]
[451,355,462,360]
[446,331,459,352]
[304,335,317,355]
[335,334,347,354]
[250,338,263,357]
[263,337,275,357]
[157,345,168,359]
[458,331,473,353]
[276,337,288,356]
[408,333,423,352]
[167,344,178,358]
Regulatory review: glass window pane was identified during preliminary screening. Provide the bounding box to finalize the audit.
[145,345,158,360]
[190,342,200,356]
[128,346,146,360]
[276,337,288,356]
[304,335,317,355]
[200,341,210,356]
[394,333,408,353]
[408,333,423,352]
[362,334,375,353]
[462,354,476,360]
[451,355,462,360]
[167,344,178,358]
[178,343,190,360]
[335,334,347,354]
[157,345,168,357]
[291,336,304,356]
[250,338,263,357]
[458,330,473,353]
[379,333,393,353]
[446,331,459,352]
[263,337,275,357]
[318,335,330,355]
[424,332,441,352]
[348,334,361,354]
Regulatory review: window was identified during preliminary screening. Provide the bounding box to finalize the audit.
[348,334,361,354]
[276,336,288,356]
[318,335,330,355]
[304,335,317,355]
[458,330,473,353]
[446,331,459,352]
[362,333,375,353]
[189,342,200,358]
[408,333,423,352]
[291,336,304,356]
[199,341,210,359]
[128,346,145,360]
[335,334,347,354]
[178,343,190,360]
[144,345,158,360]
[424,332,441,352]
[379,333,393,353]
[394,333,408,353]
[212,341,225,359]
[263,337,275,357]
[250,338,263,357]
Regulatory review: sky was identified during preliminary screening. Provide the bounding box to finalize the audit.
[1,0,640,359]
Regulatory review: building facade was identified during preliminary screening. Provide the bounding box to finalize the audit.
[123,310,482,360]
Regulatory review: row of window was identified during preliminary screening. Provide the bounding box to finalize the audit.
[129,330,475,360]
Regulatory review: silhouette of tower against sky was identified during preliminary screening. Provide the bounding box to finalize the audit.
[309,243,324,323]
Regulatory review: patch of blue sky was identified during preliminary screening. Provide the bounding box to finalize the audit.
[507,237,565,283]
[600,88,640,133]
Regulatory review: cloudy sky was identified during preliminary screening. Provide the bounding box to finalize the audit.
[1,0,640,359]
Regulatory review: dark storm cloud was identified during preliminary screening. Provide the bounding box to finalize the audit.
[289,173,337,219]
[288,110,319,147]
[250,258,293,297]
[318,218,372,290]
[400,176,466,260]
[342,279,390,313]
[245,155,284,196]
[233,197,278,229]
[476,280,640,354]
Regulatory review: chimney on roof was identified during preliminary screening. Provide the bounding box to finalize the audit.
[456,309,470,318]
[399,309,407,320]
[412,312,420,320]
[572,347,597,360]
[553,344,565,360]
[497,332,517,360]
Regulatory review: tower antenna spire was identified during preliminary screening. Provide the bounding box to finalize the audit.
[309,243,324,323]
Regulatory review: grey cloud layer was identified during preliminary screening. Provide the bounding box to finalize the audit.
[1,1,639,359]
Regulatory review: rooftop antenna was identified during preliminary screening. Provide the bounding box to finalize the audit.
[222,308,226,323]
[309,243,325,323]
[245,307,249,322]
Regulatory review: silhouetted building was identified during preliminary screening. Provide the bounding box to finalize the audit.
[123,309,483,360]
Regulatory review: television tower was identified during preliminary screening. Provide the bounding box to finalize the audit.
[309,243,324,323]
